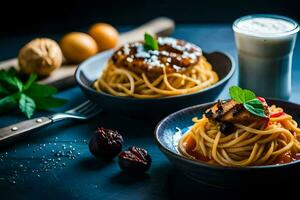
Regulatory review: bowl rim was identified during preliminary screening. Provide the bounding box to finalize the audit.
[154,98,300,170]
[75,50,236,101]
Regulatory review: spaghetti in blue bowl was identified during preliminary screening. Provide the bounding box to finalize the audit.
[75,36,235,117]
[155,94,300,188]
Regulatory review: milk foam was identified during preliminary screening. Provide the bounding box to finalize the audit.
[235,17,297,36]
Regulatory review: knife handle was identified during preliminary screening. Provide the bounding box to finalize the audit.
[0,117,52,143]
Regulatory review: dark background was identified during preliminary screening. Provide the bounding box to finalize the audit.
[0,0,298,36]
[0,0,299,60]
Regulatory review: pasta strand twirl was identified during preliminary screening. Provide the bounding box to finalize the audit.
[178,106,300,167]
[93,56,218,98]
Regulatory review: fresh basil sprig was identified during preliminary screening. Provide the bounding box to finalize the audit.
[0,69,67,118]
[144,33,159,51]
[229,86,266,118]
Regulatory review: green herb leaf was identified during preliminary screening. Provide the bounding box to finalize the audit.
[23,74,38,90]
[33,96,68,110]
[7,68,18,75]
[0,84,10,95]
[25,83,57,97]
[229,86,266,118]
[0,70,23,91]
[229,86,256,103]
[242,89,256,102]
[19,94,36,118]
[0,95,17,113]
[144,33,159,51]
[0,69,67,118]
[243,99,266,118]
[229,86,244,103]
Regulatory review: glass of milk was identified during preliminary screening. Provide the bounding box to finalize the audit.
[233,14,299,99]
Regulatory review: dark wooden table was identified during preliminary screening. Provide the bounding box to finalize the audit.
[0,25,300,200]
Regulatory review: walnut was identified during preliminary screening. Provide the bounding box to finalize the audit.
[18,38,63,76]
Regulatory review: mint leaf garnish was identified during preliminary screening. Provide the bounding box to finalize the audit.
[0,70,23,91]
[0,69,68,118]
[243,98,265,118]
[144,33,159,51]
[0,84,10,95]
[229,86,266,118]
[33,96,68,110]
[23,73,38,90]
[229,86,256,103]
[19,94,36,118]
[242,89,256,102]
[25,83,57,97]
[0,95,17,112]
[229,86,244,103]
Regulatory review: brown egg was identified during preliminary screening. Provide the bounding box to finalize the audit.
[60,32,98,64]
[88,23,119,52]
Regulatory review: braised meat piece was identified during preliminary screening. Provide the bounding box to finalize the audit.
[205,99,238,120]
[205,99,269,125]
[111,37,202,78]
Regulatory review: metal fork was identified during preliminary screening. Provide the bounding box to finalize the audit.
[0,100,102,143]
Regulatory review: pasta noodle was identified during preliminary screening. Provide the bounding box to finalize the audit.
[178,105,300,167]
[93,56,218,98]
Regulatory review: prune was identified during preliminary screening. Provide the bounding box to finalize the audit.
[118,146,151,173]
[89,127,123,160]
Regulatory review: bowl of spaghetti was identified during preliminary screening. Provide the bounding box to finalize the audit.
[155,86,300,188]
[75,34,235,117]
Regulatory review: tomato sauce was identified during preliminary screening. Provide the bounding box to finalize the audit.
[273,152,300,165]
[182,136,210,162]
[183,135,300,165]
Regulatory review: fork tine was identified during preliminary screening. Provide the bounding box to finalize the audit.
[66,100,92,113]
[51,100,102,122]
[81,105,103,118]
[63,100,103,119]
[79,104,98,115]
[74,101,95,113]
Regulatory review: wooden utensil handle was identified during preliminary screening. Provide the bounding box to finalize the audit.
[0,117,52,143]
[119,17,175,46]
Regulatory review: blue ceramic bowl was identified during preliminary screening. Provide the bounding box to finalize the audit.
[154,99,300,188]
[75,50,235,118]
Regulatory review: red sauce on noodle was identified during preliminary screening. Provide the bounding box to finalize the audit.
[183,137,300,165]
[182,136,210,161]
